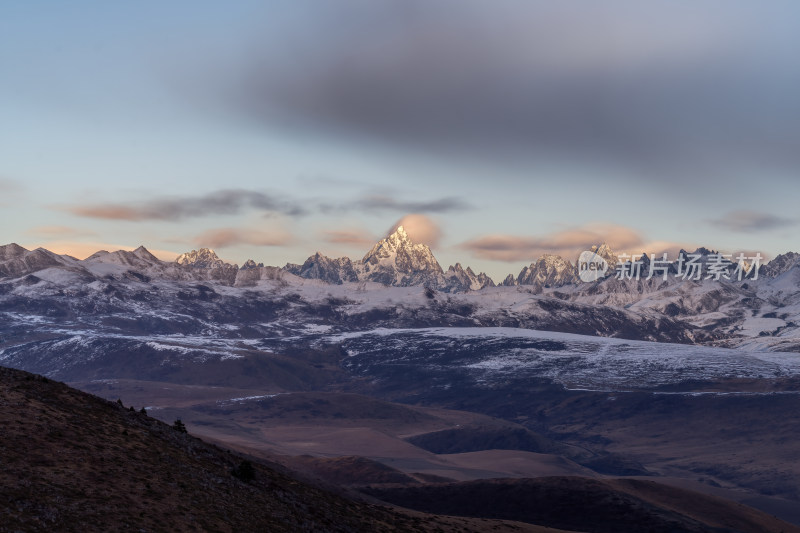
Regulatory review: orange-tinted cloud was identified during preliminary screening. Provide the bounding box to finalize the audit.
[460,223,692,262]
[0,177,22,192]
[321,229,376,247]
[388,214,442,247]
[27,226,97,238]
[0,177,24,206]
[69,206,146,221]
[192,228,292,248]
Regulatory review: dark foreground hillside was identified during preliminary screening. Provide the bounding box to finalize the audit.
[0,366,561,533]
[364,477,800,533]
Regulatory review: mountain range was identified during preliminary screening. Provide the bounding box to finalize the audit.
[3,225,800,354]
[4,225,795,294]
[4,228,800,528]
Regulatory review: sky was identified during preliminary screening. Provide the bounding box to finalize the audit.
[2,1,800,281]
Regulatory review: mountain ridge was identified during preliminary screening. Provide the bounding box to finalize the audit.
[2,234,791,295]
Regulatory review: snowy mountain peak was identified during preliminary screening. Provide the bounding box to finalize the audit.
[590,243,619,267]
[176,248,228,269]
[762,252,800,277]
[285,252,359,284]
[85,250,110,260]
[84,246,163,269]
[517,254,577,289]
[691,247,716,256]
[444,263,496,291]
[131,246,160,262]
[501,273,517,286]
[0,243,29,261]
[394,225,409,239]
[0,245,72,278]
[361,226,444,287]
[240,259,264,270]
[363,226,437,269]
[363,225,415,260]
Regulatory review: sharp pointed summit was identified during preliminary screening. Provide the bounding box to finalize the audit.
[361,225,444,287]
[284,226,495,291]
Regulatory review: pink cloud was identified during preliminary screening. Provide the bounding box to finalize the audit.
[27,226,97,238]
[460,223,693,262]
[388,214,442,247]
[321,229,376,247]
[68,205,148,221]
[192,228,292,248]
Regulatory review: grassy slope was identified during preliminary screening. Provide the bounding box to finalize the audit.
[0,366,566,533]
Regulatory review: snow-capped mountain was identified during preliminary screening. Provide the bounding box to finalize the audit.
[590,243,619,269]
[516,254,577,290]
[0,242,28,262]
[0,244,75,278]
[4,235,800,353]
[176,248,232,269]
[501,274,517,287]
[5,234,800,403]
[502,243,617,289]
[285,226,495,292]
[360,225,445,287]
[760,252,800,277]
[240,259,264,270]
[284,252,360,285]
[86,246,162,270]
[174,248,239,284]
[444,263,496,292]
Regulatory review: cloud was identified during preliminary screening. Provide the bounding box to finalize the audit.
[0,177,24,206]
[26,226,97,239]
[65,188,469,222]
[321,229,376,248]
[389,214,442,247]
[66,189,305,221]
[460,223,689,262]
[354,195,470,214]
[192,227,292,248]
[222,1,800,185]
[709,211,795,233]
[0,177,22,192]
[318,194,471,215]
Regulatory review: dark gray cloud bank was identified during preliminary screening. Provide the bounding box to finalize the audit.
[67,189,306,221]
[66,189,470,221]
[221,1,800,186]
[709,211,796,233]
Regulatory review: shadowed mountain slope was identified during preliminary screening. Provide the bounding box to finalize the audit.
[364,476,799,533]
[0,365,566,533]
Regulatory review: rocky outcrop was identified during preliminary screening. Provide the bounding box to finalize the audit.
[285,252,359,285]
